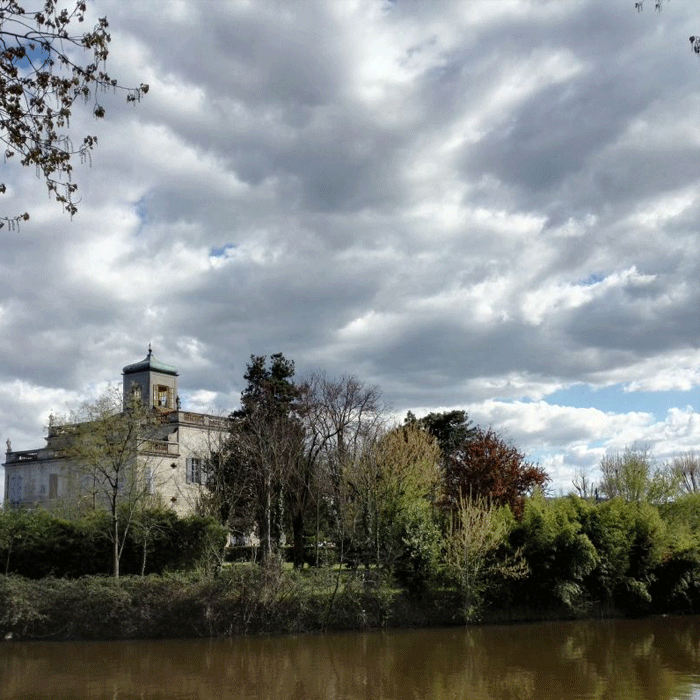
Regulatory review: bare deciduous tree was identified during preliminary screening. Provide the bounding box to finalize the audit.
[670,451,700,495]
[572,467,595,500]
[297,373,385,566]
[59,386,165,577]
[599,446,679,505]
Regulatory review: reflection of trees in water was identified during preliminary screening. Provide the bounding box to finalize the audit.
[1,617,699,699]
[402,619,700,700]
[463,618,700,700]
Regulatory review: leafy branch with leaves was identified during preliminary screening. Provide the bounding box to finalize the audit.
[0,0,148,228]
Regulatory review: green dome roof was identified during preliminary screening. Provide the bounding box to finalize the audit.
[123,348,178,376]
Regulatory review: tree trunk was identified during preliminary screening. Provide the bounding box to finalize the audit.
[112,512,120,579]
[265,480,272,558]
[5,541,13,576]
[292,510,305,568]
[141,533,148,576]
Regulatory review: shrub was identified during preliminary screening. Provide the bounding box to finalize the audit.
[394,500,442,597]
[582,498,666,613]
[512,494,597,614]
[0,509,227,578]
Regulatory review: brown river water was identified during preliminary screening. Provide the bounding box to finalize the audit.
[1,616,699,699]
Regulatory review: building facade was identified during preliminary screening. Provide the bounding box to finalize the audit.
[3,348,228,515]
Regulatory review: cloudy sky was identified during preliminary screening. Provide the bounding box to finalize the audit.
[1,0,699,498]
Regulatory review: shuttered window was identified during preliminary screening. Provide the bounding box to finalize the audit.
[186,457,202,484]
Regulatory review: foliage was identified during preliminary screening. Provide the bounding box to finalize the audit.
[212,363,389,570]
[444,496,525,621]
[3,494,700,635]
[344,422,441,573]
[303,373,385,570]
[293,373,384,569]
[513,494,598,614]
[235,353,299,419]
[512,495,669,616]
[582,498,667,613]
[0,0,148,225]
[598,447,679,505]
[0,565,403,640]
[659,492,700,537]
[58,386,164,577]
[651,549,700,613]
[0,507,33,575]
[119,510,227,577]
[224,354,303,557]
[653,493,700,613]
[198,435,252,536]
[443,427,549,518]
[0,507,226,578]
[404,409,476,457]
[0,507,109,577]
[393,499,443,597]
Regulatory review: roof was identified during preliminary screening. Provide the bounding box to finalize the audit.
[122,347,178,376]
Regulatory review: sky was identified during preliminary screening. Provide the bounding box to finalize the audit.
[1,0,699,499]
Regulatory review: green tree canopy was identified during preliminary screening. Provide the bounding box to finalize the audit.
[345,422,441,572]
[405,409,476,457]
[225,353,303,558]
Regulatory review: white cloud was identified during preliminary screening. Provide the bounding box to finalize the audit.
[464,398,700,491]
[1,0,698,505]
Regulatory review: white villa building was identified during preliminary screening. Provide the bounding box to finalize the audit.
[3,348,229,515]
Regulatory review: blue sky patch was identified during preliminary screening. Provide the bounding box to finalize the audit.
[546,384,698,421]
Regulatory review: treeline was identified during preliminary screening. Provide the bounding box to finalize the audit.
[507,492,700,617]
[1,492,699,641]
[195,354,700,619]
[200,354,548,571]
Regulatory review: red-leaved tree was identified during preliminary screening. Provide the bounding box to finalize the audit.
[443,428,548,518]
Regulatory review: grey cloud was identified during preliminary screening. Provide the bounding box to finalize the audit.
[2,0,698,485]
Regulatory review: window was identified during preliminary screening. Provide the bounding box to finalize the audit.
[9,474,22,505]
[49,474,58,499]
[153,385,170,408]
[186,457,203,484]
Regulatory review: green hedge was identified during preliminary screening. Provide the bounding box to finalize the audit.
[0,508,226,578]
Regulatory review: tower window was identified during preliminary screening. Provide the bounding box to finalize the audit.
[153,385,170,408]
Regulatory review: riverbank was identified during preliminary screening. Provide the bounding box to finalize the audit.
[0,570,445,641]
[0,568,631,642]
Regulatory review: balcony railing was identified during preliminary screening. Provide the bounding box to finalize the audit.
[140,440,180,456]
[165,411,230,430]
[5,450,40,463]
[5,448,68,463]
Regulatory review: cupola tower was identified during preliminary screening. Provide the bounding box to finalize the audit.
[122,345,179,411]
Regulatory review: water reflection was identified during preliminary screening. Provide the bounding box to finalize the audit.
[1,616,699,699]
